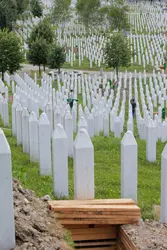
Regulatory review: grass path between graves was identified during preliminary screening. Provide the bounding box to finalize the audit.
[0,81,164,220]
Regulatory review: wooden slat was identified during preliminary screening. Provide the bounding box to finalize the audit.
[117,243,125,250]
[75,240,116,247]
[72,232,116,241]
[60,218,139,225]
[119,227,137,250]
[56,213,140,219]
[71,226,116,235]
[75,246,116,250]
[64,224,89,229]
[48,199,135,206]
[56,210,140,216]
[50,204,140,212]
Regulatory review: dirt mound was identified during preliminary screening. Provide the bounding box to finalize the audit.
[13,179,72,250]
[123,220,167,250]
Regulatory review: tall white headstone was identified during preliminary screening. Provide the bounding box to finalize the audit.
[103,114,109,137]
[16,103,22,146]
[0,129,15,250]
[64,111,73,158]
[22,108,29,154]
[146,120,156,162]
[161,143,167,223]
[29,112,39,162]
[121,131,138,202]
[52,124,68,198]
[38,113,52,175]
[12,101,17,137]
[74,129,94,199]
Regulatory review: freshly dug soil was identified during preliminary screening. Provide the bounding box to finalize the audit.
[123,220,167,250]
[13,178,167,250]
[13,179,71,250]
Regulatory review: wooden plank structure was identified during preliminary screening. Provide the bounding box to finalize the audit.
[48,199,140,250]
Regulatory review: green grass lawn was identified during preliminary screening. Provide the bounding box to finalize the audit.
[0,79,164,220]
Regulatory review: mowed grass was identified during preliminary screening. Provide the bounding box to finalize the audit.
[0,81,164,220]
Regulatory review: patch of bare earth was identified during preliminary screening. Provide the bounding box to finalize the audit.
[123,220,167,250]
[13,179,72,250]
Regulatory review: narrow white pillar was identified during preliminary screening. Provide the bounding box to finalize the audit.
[161,143,167,223]
[16,103,22,146]
[121,131,138,202]
[29,112,39,162]
[22,108,29,154]
[3,99,9,127]
[87,114,95,138]
[114,116,121,138]
[64,111,73,158]
[12,101,17,136]
[146,120,156,162]
[103,114,109,137]
[0,129,15,250]
[54,107,62,129]
[74,129,94,199]
[38,113,52,175]
[78,115,88,131]
[46,103,53,134]
[52,124,68,198]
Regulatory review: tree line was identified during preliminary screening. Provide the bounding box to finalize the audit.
[0,0,131,80]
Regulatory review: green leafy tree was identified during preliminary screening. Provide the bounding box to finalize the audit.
[106,0,129,31]
[52,0,71,25]
[0,0,17,30]
[0,29,24,80]
[16,0,29,15]
[27,38,49,74]
[30,0,43,18]
[28,18,54,47]
[47,44,66,73]
[104,33,130,80]
[76,0,101,28]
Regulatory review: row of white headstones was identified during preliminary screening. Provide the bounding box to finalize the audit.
[129,5,167,33]
[1,71,167,249]
[1,69,167,163]
[15,1,167,68]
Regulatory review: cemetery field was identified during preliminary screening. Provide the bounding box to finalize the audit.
[0,98,163,220]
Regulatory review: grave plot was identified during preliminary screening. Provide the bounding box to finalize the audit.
[0,69,167,218]
[13,0,167,71]
[49,199,140,250]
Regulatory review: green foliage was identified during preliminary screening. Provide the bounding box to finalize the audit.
[28,19,55,47]
[0,29,24,79]
[98,0,129,31]
[27,38,49,73]
[47,44,66,73]
[0,78,163,220]
[16,0,29,15]
[52,0,71,24]
[0,0,17,30]
[107,6,129,31]
[104,32,130,78]
[30,0,43,18]
[76,0,101,27]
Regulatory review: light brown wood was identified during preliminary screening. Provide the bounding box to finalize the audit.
[71,226,116,235]
[57,210,140,215]
[48,199,135,206]
[64,224,89,229]
[117,243,125,250]
[75,246,116,250]
[72,232,116,241]
[50,204,140,212]
[118,227,137,250]
[75,240,116,247]
[60,218,139,225]
[56,213,140,219]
